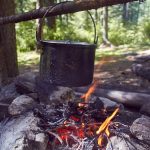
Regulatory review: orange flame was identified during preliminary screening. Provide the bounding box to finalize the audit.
[81,57,111,103]
[97,135,103,146]
[96,108,119,135]
[96,108,119,147]
[105,125,110,137]
[97,126,110,147]
[81,80,98,103]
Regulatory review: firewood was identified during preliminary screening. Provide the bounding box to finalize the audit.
[75,87,150,108]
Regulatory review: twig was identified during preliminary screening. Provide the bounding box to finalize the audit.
[47,130,63,144]
[106,135,113,150]
[48,118,65,126]
[85,137,96,150]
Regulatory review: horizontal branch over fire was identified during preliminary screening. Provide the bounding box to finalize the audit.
[0,0,138,25]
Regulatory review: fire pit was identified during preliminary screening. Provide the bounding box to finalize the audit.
[35,87,120,150]
[0,74,150,150]
[33,82,128,150]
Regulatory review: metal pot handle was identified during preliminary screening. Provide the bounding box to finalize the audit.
[36,1,98,45]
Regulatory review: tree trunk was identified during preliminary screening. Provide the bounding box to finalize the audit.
[101,7,111,46]
[36,0,44,44]
[0,0,18,85]
[44,0,56,29]
[58,0,63,25]
[95,9,98,23]
[122,3,129,26]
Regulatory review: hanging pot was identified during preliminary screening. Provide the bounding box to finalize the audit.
[37,10,97,87]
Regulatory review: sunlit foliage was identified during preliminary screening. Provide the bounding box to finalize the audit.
[15,0,150,52]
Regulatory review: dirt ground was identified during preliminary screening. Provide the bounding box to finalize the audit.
[94,49,150,93]
[18,47,150,93]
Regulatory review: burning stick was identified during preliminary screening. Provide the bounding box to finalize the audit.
[96,108,119,134]
[96,108,119,147]
[47,131,63,144]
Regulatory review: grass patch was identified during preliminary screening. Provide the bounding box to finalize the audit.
[17,45,150,69]
[95,45,150,63]
[18,51,40,67]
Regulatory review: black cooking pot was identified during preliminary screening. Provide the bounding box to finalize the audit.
[37,10,97,87]
[39,40,96,87]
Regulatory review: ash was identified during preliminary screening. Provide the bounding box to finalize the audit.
[33,97,123,150]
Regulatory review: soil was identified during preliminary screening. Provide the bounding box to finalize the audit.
[94,49,150,93]
[19,49,150,93]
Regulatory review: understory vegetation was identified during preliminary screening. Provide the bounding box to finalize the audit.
[16,0,150,52]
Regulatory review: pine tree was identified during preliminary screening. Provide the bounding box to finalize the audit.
[0,0,18,85]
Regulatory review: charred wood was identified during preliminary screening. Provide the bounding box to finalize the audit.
[75,87,150,108]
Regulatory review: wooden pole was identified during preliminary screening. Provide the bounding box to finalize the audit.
[0,0,138,25]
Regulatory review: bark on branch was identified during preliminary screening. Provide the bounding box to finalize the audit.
[0,0,138,25]
[75,87,150,108]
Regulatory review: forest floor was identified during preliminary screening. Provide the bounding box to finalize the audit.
[94,45,150,93]
[18,45,150,93]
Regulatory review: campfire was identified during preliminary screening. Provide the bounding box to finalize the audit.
[0,72,150,150]
[0,55,150,150]
[36,81,120,150]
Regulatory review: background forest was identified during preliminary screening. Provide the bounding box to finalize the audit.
[16,0,150,52]
[0,0,150,86]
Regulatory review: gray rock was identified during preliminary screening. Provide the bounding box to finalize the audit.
[8,95,37,115]
[116,109,141,126]
[0,82,19,103]
[99,97,119,109]
[37,78,75,104]
[15,72,38,94]
[27,93,38,101]
[135,54,150,63]
[106,135,149,150]
[35,133,48,150]
[89,96,119,110]
[130,116,150,144]
[48,86,75,103]
[140,102,150,117]
[131,63,150,81]
[0,112,48,150]
[0,83,19,120]
[0,104,9,121]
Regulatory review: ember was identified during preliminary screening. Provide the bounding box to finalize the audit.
[44,105,119,149]
[36,82,120,150]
